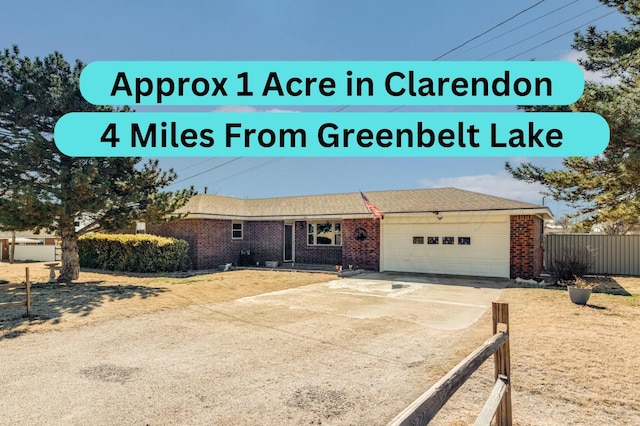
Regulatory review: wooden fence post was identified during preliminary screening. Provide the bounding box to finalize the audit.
[25,267,31,318]
[492,302,512,426]
[389,303,513,426]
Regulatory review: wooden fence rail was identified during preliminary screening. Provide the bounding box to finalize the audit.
[0,267,31,317]
[388,302,511,426]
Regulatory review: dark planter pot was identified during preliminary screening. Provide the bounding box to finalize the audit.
[567,286,592,305]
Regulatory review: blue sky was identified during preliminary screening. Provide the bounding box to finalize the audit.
[1,0,628,219]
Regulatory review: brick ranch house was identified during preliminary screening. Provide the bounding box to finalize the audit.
[147,188,552,279]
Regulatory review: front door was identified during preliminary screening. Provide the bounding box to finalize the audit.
[284,223,294,262]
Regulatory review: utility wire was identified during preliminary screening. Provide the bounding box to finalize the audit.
[204,158,283,186]
[332,105,350,112]
[174,157,218,173]
[368,5,615,114]
[452,0,585,57]
[173,157,242,185]
[506,10,616,60]
[434,0,546,60]
[179,3,614,191]
[480,4,606,60]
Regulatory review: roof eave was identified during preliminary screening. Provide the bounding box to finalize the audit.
[180,213,374,221]
[178,207,552,221]
[382,207,553,220]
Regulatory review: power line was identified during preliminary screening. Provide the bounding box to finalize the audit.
[314,3,599,116]
[204,158,283,186]
[433,0,546,60]
[506,10,616,60]
[178,4,617,193]
[374,7,617,114]
[173,157,242,185]
[453,0,585,58]
[174,157,217,173]
[480,4,606,60]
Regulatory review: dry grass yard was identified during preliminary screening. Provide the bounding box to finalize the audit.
[430,277,640,425]
[1,261,639,425]
[0,262,336,337]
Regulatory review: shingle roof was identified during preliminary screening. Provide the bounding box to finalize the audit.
[176,188,550,219]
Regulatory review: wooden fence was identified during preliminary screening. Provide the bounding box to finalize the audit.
[545,234,640,276]
[388,302,511,426]
[0,267,31,317]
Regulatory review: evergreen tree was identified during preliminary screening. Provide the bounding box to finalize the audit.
[0,46,195,281]
[507,0,640,234]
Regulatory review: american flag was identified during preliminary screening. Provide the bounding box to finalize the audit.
[360,191,384,219]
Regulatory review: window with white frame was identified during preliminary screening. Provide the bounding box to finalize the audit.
[232,221,243,239]
[307,221,342,246]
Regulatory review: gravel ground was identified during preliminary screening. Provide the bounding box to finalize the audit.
[3,263,637,425]
[0,269,504,425]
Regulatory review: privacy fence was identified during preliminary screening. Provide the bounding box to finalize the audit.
[544,234,640,276]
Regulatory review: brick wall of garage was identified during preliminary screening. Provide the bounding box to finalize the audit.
[510,215,543,279]
[342,218,380,270]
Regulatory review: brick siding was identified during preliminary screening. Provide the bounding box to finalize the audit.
[245,221,284,265]
[146,220,201,267]
[342,218,380,270]
[293,221,342,266]
[510,215,543,279]
[148,219,264,269]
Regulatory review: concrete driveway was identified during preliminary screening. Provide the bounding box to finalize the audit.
[238,272,510,330]
[0,272,509,425]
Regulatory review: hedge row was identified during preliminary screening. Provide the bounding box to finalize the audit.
[78,234,190,273]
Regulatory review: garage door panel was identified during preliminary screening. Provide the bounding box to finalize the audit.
[382,219,509,278]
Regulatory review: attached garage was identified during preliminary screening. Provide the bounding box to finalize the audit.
[381,213,511,278]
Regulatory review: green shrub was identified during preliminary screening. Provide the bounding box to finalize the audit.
[78,233,190,273]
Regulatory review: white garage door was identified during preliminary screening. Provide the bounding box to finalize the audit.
[381,216,510,278]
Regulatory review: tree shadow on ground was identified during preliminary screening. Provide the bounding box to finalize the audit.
[585,276,633,296]
[80,268,198,278]
[0,280,166,341]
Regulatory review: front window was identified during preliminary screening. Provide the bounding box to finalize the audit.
[232,222,243,239]
[307,221,342,246]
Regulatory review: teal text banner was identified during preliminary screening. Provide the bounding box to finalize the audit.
[54,112,608,157]
[80,61,583,106]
